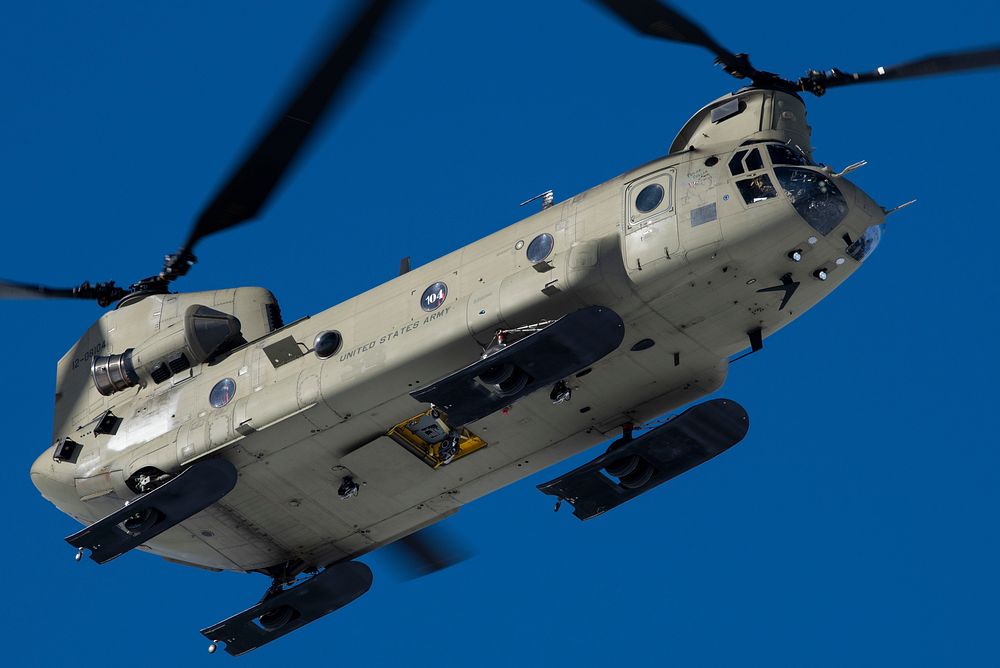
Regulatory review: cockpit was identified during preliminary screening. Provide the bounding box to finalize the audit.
[728,142,882,262]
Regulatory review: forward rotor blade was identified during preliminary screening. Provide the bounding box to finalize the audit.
[183,0,407,254]
[801,45,1000,94]
[593,0,753,79]
[0,279,77,300]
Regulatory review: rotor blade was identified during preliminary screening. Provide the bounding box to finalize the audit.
[183,0,407,254]
[384,525,472,580]
[592,0,753,79]
[0,278,127,307]
[0,279,77,300]
[801,45,1000,94]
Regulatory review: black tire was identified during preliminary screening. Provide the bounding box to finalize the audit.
[479,363,515,385]
[603,436,636,478]
[122,508,160,535]
[496,368,529,396]
[258,605,294,632]
[605,454,640,479]
[619,461,654,490]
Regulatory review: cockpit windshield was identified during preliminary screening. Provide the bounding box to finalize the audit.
[773,167,848,235]
[767,143,814,167]
[847,224,884,262]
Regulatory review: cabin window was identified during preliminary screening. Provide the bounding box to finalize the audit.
[634,184,664,213]
[736,174,777,204]
[209,378,236,408]
[314,330,343,359]
[526,233,554,263]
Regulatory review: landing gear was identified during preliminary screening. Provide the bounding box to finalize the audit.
[200,561,374,656]
[125,466,172,494]
[479,362,529,396]
[122,508,161,535]
[258,605,295,631]
[602,422,656,488]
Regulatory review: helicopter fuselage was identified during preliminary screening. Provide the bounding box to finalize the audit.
[30,88,884,573]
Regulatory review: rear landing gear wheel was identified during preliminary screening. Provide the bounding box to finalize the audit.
[496,368,529,396]
[619,461,654,489]
[258,604,294,632]
[603,429,637,478]
[605,454,639,478]
[478,363,514,385]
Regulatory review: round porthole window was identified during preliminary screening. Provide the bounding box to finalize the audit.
[314,330,342,359]
[526,233,554,263]
[209,378,236,408]
[635,183,664,213]
[421,281,448,312]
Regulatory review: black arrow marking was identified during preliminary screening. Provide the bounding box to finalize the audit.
[756,273,800,311]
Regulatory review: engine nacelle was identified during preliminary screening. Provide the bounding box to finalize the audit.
[91,304,242,395]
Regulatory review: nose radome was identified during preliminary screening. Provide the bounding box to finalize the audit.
[30,446,79,508]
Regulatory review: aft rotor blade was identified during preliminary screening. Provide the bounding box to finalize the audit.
[183,0,407,254]
[385,525,472,579]
[800,45,1000,94]
[593,0,754,79]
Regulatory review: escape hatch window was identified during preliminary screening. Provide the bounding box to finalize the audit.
[627,171,674,229]
[736,174,778,204]
[635,184,664,213]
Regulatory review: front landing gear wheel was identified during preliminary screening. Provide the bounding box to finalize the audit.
[122,508,161,535]
[258,605,294,632]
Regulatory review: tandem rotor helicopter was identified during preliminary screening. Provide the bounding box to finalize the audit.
[12,0,1000,656]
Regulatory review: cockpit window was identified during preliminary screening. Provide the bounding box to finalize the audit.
[736,174,777,204]
[767,144,814,167]
[774,167,848,235]
[847,224,884,262]
[728,150,747,176]
[744,148,763,172]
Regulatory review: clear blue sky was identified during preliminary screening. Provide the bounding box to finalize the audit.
[3,1,999,665]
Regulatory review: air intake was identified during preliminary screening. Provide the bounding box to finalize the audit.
[91,349,139,396]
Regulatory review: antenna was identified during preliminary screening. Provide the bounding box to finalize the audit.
[519,190,554,211]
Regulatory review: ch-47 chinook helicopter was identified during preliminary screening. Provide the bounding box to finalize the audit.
[14,0,1000,656]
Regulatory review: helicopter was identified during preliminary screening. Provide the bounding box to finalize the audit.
[7,0,1000,656]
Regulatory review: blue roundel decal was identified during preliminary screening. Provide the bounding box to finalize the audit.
[421,282,447,312]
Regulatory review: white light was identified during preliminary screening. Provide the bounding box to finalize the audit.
[835,257,845,266]
[807,236,818,245]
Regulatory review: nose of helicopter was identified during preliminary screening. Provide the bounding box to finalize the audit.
[30,445,79,508]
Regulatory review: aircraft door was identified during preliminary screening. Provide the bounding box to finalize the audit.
[624,168,678,274]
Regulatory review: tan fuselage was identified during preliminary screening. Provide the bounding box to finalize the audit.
[30,89,884,572]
